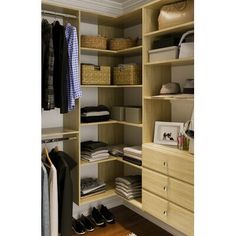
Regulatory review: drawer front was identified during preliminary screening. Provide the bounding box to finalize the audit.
[143,190,194,236]
[143,145,168,175]
[142,145,194,184]
[143,168,194,211]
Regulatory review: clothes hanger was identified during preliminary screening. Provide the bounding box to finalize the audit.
[42,145,53,166]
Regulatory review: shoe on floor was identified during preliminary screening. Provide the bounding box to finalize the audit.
[91,207,106,227]
[72,217,86,235]
[99,205,115,223]
[80,214,95,232]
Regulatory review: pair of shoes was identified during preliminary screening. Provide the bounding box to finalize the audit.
[91,204,115,227]
[72,217,86,235]
[72,215,95,234]
[100,204,115,223]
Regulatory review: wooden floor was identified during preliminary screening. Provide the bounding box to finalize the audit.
[72,205,172,236]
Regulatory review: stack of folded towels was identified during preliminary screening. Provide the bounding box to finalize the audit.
[81,141,109,162]
[115,175,142,200]
[81,105,110,123]
[123,146,142,166]
[81,178,106,197]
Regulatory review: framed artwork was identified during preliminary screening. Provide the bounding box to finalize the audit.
[154,121,184,145]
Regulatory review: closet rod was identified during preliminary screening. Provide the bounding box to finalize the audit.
[41,10,78,19]
[42,136,77,144]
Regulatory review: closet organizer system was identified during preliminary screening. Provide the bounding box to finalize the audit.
[42,0,194,235]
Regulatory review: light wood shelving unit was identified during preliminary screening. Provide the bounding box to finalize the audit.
[42,1,194,234]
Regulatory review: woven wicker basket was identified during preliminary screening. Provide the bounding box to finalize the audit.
[81,64,111,85]
[109,38,136,50]
[81,35,107,49]
[113,64,141,85]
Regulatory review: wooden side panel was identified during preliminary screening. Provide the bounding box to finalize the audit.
[98,161,124,183]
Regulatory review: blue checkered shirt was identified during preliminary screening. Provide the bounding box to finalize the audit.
[65,23,82,111]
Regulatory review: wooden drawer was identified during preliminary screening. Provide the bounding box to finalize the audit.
[142,143,194,184]
[143,168,194,211]
[143,189,194,236]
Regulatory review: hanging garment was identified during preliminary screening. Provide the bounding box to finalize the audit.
[52,21,69,114]
[49,149,77,236]
[49,164,58,236]
[42,19,55,110]
[41,163,50,236]
[65,23,82,111]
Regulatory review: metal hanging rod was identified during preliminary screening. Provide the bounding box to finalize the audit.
[42,10,78,19]
[42,136,77,144]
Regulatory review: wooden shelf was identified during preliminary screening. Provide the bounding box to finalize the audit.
[80,120,117,126]
[117,121,143,128]
[116,157,142,170]
[42,127,79,138]
[144,22,194,38]
[80,182,116,205]
[116,46,142,56]
[81,85,142,88]
[119,196,142,209]
[145,58,194,66]
[144,94,194,101]
[81,156,117,166]
[81,46,142,56]
[81,120,143,128]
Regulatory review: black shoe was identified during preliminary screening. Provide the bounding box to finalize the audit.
[72,218,86,235]
[80,214,95,232]
[91,207,106,227]
[99,205,115,223]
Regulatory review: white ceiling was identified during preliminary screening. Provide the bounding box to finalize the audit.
[109,0,127,3]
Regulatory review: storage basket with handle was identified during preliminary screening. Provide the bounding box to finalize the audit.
[158,0,194,30]
[81,64,111,85]
[81,35,107,49]
[178,30,194,58]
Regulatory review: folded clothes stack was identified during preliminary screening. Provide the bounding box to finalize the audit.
[123,146,142,166]
[108,144,127,157]
[81,141,109,162]
[81,178,106,197]
[115,175,142,200]
[81,105,110,123]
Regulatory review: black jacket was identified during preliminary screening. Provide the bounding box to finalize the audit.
[52,21,69,114]
[49,149,77,236]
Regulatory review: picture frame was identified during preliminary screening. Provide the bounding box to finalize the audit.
[153,121,184,145]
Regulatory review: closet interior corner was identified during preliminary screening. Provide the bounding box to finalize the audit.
[41,0,194,235]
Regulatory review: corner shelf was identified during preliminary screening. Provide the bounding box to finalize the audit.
[80,45,142,57]
[81,120,143,128]
[145,58,194,66]
[81,85,143,88]
[144,94,194,101]
[144,21,194,38]
[81,156,117,166]
[80,182,116,205]
[116,157,142,170]
[42,127,79,138]
[118,195,142,209]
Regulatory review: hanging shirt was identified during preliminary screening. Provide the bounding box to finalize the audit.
[49,164,58,236]
[65,23,82,111]
[42,19,55,110]
[41,163,50,236]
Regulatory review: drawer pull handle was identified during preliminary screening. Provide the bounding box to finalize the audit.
[163,211,167,215]
[163,162,167,167]
[163,186,167,191]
